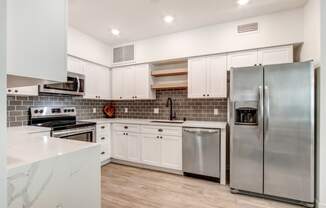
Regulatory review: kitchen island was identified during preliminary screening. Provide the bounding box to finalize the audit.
[7,127,101,208]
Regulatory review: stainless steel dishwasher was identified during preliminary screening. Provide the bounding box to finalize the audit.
[182,128,221,179]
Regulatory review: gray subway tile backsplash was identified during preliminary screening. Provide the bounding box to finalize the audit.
[7,89,228,127]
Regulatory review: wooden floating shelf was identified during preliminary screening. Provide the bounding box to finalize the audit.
[151,81,188,90]
[151,68,188,77]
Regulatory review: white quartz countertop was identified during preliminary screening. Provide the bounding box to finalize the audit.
[82,118,227,129]
[7,127,100,171]
[7,126,51,135]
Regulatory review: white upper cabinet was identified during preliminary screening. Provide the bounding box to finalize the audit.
[7,0,67,85]
[188,54,227,98]
[84,62,111,100]
[7,86,38,96]
[188,57,207,98]
[112,64,155,100]
[227,50,258,69]
[67,56,85,75]
[257,45,293,65]
[227,45,293,70]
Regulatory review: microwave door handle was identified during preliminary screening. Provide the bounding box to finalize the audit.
[76,76,81,93]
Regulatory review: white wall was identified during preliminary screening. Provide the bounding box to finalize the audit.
[68,27,112,67]
[0,0,7,206]
[318,1,326,207]
[116,9,304,64]
[301,0,321,66]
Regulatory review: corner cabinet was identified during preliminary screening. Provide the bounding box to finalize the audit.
[188,55,227,99]
[83,62,111,100]
[112,64,155,100]
[7,0,67,85]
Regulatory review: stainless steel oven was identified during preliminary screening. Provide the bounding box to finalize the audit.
[52,125,96,143]
[39,72,85,96]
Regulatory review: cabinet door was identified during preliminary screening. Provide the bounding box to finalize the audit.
[227,50,258,69]
[7,86,38,96]
[67,56,85,74]
[206,55,227,98]
[122,67,135,100]
[134,64,151,99]
[7,0,67,83]
[127,133,141,163]
[258,45,293,65]
[112,132,128,160]
[95,65,111,100]
[141,135,161,167]
[112,68,124,100]
[188,57,207,98]
[84,63,99,99]
[161,136,182,170]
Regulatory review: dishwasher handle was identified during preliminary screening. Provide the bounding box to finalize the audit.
[183,128,219,134]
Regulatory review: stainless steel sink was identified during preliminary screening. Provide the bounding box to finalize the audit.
[150,120,184,124]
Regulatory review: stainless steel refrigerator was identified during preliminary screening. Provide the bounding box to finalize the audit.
[229,62,315,207]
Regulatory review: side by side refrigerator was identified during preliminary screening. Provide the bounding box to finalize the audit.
[229,62,315,207]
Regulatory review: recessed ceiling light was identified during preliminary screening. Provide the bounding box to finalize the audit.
[237,0,250,6]
[164,15,174,23]
[111,29,120,36]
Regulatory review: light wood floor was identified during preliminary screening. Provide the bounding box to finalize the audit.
[101,163,301,208]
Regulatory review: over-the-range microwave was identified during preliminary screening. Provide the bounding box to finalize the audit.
[39,72,85,96]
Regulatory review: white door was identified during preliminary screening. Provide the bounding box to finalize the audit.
[258,45,293,65]
[112,131,128,160]
[188,57,207,98]
[112,68,124,100]
[127,133,141,163]
[141,135,161,167]
[134,64,150,99]
[67,56,85,74]
[161,136,182,170]
[122,67,135,100]
[84,63,99,99]
[206,55,227,98]
[227,50,258,70]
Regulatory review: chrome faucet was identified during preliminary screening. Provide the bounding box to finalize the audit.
[166,97,176,121]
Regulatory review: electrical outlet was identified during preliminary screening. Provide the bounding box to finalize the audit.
[154,108,159,114]
[93,108,97,113]
[214,109,219,115]
[124,108,128,113]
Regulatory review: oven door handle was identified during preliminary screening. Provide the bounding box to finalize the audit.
[53,128,95,138]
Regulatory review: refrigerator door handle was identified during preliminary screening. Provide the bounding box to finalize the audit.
[258,86,264,142]
[264,85,270,141]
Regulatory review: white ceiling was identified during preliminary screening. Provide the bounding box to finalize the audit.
[69,0,307,46]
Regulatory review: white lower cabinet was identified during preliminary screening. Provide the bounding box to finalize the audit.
[161,136,182,170]
[112,131,128,160]
[112,124,182,171]
[141,135,162,167]
[95,123,111,163]
[127,133,141,163]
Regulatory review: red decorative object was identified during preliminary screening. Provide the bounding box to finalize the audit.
[103,104,115,118]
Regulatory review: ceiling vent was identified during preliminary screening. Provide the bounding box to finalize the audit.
[113,44,135,63]
[237,22,259,34]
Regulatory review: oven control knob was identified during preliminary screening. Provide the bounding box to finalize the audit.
[71,109,75,112]
[64,109,68,113]
[34,110,39,114]
[39,110,44,114]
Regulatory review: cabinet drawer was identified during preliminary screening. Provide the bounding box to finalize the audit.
[100,143,110,162]
[141,125,182,136]
[113,124,140,133]
[96,123,110,134]
[97,134,110,144]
